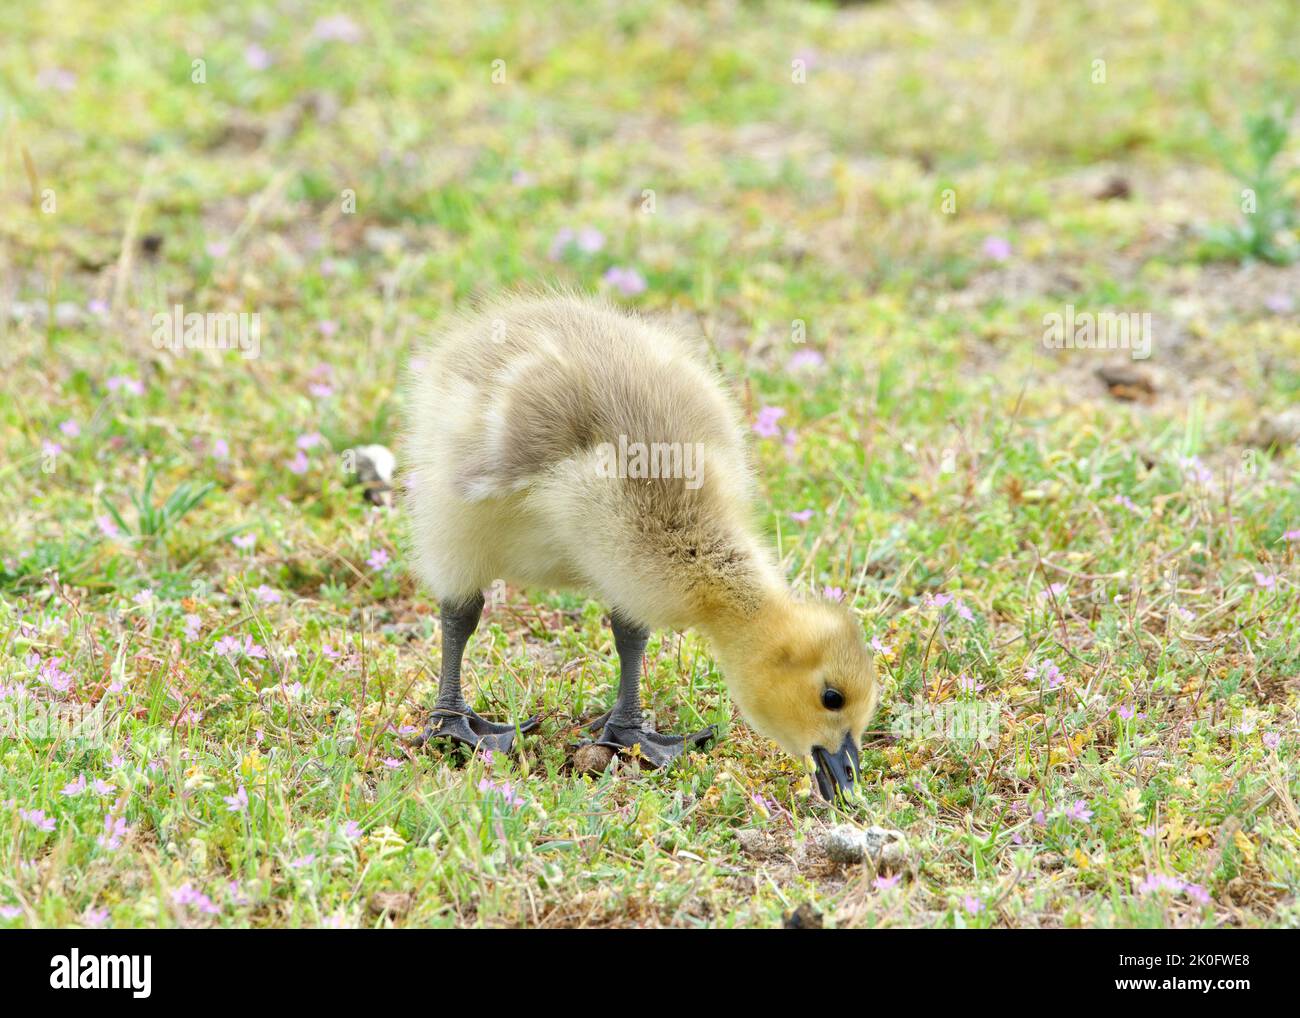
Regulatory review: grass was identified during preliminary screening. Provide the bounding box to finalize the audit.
[1,0,1299,928]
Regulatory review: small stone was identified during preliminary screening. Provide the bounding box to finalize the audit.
[351,444,396,486]
[573,743,616,776]
[1094,175,1132,201]
[347,444,397,505]
[1250,408,1300,451]
[822,824,908,871]
[783,902,823,929]
[736,828,778,859]
[368,891,413,917]
[1095,363,1156,402]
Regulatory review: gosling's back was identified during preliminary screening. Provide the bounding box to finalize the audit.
[402,294,777,628]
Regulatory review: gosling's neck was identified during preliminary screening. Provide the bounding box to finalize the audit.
[694,577,794,662]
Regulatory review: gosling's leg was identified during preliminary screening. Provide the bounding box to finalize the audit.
[589,611,715,768]
[418,592,539,754]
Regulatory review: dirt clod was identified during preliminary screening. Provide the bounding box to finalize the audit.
[1249,408,1300,451]
[822,824,908,871]
[573,743,616,775]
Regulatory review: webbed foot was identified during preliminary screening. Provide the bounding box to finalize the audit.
[590,720,716,769]
[418,707,539,755]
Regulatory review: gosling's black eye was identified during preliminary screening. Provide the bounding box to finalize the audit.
[821,688,845,711]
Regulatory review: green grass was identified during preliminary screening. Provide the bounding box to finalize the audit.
[2,0,1299,928]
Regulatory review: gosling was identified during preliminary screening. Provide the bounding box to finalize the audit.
[401,292,878,798]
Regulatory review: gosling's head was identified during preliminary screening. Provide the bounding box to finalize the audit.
[713,597,878,800]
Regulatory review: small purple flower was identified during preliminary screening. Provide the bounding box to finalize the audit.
[962,895,985,915]
[954,598,975,622]
[36,67,77,92]
[172,884,221,914]
[38,656,73,693]
[955,674,984,694]
[1062,799,1094,823]
[1179,456,1212,486]
[981,236,1011,261]
[752,405,786,438]
[254,585,281,604]
[1114,494,1141,514]
[60,775,87,797]
[603,266,647,297]
[789,509,814,524]
[1117,703,1136,721]
[95,515,120,539]
[871,635,893,655]
[317,319,339,337]
[548,226,605,260]
[106,375,144,397]
[923,592,953,609]
[244,43,272,70]
[214,635,242,657]
[232,533,256,551]
[309,382,335,399]
[59,419,80,438]
[1253,571,1276,590]
[212,438,230,460]
[822,586,844,602]
[478,777,525,808]
[288,450,310,475]
[366,548,390,571]
[224,786,249,814]
[874,873,902,891]
[1026,659,1064,689]
[1263,731,1281,751]
[97,813,131,850]
[342,820,362,840]
[575,227,605,253]
[311,14,363,43]
[788,349,825,371]
[296,431,325,450]
[1037,582,1067,603]
[1264,293,1294,315]
[20,808,55,833]
[1135,873,1185,896]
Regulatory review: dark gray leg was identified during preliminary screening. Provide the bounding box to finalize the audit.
[418,592,538,754]
[587,611,715,767]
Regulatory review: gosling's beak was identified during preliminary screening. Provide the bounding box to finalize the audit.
[812,733,861,801]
